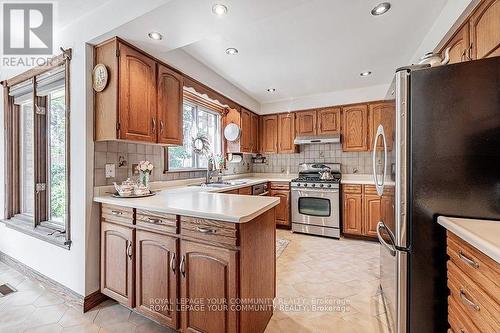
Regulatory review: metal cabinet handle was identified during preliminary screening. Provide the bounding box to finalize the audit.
[127,241,133,259]
[148,218,161,224]
[152,118,156,133]
[372,124,387,196]
[376,221,396,257]
[170,253,176,274]
[179,255,185,277]
[458,251,479,269]
[459,289,480,311]
[160,120,165,133]
[196,226,216,234]
[111,210,123,216]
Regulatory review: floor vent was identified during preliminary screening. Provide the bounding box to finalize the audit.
[0,283,17,297]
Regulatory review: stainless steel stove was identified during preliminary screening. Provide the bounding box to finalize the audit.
[291,163,341,238]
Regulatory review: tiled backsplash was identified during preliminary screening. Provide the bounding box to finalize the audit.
[252,143,391,175]
[94,141,253,186]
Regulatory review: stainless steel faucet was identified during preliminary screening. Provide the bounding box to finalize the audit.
[206,168,223,184]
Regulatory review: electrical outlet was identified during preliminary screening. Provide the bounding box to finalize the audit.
[105,164,115,178]
[132,164,139,175]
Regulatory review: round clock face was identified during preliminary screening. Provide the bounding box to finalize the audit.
[93,64,108,92]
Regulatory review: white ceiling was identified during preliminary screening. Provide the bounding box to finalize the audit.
[97,0,448,105]
[54,0,114,30]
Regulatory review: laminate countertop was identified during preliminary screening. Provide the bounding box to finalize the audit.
[93,176,290,223]
[340,174,396,186]
[438,216,500,263]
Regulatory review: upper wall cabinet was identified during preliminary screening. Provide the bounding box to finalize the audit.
[278,113,298,153]
[94,38,183,144]
[342,104,368,152]
[440,0,499,62]
[368,102,395,152]
[469,0,500,59]
[157,64,183,145]
[224,107,259,154]
[261,115,278,153]
[317,107,340,135]
[296,110,317,136]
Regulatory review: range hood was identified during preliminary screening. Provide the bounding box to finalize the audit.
[294,134,341,145]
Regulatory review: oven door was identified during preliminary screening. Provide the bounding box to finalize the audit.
[291,188,339,227]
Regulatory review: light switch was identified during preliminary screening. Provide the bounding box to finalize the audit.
[105,164,115,178]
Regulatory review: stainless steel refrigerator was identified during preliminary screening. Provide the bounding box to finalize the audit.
[372,56,500,332]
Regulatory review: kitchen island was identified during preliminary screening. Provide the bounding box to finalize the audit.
[94,190,280,333]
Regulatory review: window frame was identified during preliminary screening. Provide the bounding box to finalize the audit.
[2,49,72,249]
[165,93,224,172]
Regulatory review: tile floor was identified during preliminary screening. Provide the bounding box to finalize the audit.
[0,230,389,333]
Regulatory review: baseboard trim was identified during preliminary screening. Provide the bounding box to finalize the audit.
[84,290,108,312]
[0,251,84,308]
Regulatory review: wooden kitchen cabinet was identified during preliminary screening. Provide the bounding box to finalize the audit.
[94,37,183,144]
[251,113,259,153]
[240,108,252,153]
[342,104,368,152]
[368,102,395,152]
[469,0,500,59]
[118,43,157,142]
[317,107,340,135]
[363,194,381,238]
[441,24,471,63]
[135,230,179,328]
[342,192,363,236]
[238,186,252,195]
[180,240,238,333]
[296,110,317,136]
[157,64,183,145]
[261,115,278,153]
[270,188,290,227]
[277,113,298,153]
[101,221,135,307]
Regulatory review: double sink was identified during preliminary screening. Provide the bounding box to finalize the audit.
[191,180,248,188]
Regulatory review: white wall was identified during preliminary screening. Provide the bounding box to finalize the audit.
[260,84,390,114]
[0,0,172,296]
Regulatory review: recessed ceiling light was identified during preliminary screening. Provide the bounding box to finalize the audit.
[212,4,228,16]
[267,88,276,92]
[148,32,163,40]
[371,2,391,16]
[225,47,238,55]
[360,71,372,76]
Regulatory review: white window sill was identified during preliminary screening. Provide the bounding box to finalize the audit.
[1,218,71,250]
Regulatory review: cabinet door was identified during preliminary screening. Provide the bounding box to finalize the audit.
[238,186,252,195]
[135,230,178,328]
[342,104,368,152]
[157,64,183,145]
[277,113,296,153]
[251,113,259,153]
[317,107,340,135]
[342,193,362,235]
[469,0,500,59]
[363,194,381,238]
[270,189,290,226]
[180,241,238,333]
[262,115,278,153]
[381,191,395,233]
[118,43,157,142]
[368,102,395,152]
[441,24,470,64]
[296,110,317,136]
[240,108,252,153]
[101,222,135,307]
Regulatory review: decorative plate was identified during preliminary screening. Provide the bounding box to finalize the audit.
[224,123,241,142]
[93,63,108,92]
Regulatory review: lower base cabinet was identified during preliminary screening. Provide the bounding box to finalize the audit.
[269,182,291,227]
[100,205,276,333]
[180,240,238,333]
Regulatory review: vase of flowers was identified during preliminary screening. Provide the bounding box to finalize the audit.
[137,160,154,188]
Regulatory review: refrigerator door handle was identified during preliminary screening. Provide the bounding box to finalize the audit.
[372,124,388,196]
[377,221,396,256]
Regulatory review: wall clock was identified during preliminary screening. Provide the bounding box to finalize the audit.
[93,64,108,92]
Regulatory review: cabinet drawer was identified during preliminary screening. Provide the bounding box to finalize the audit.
[447,232,500,304]
[101,204,134,225]
[447,261,500,333]
[342,184,362,194]
[449,296,480,333]
[136,209,178,234]
[180,216,239,247]
[269,182,290,190]
[363,185,377,195]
